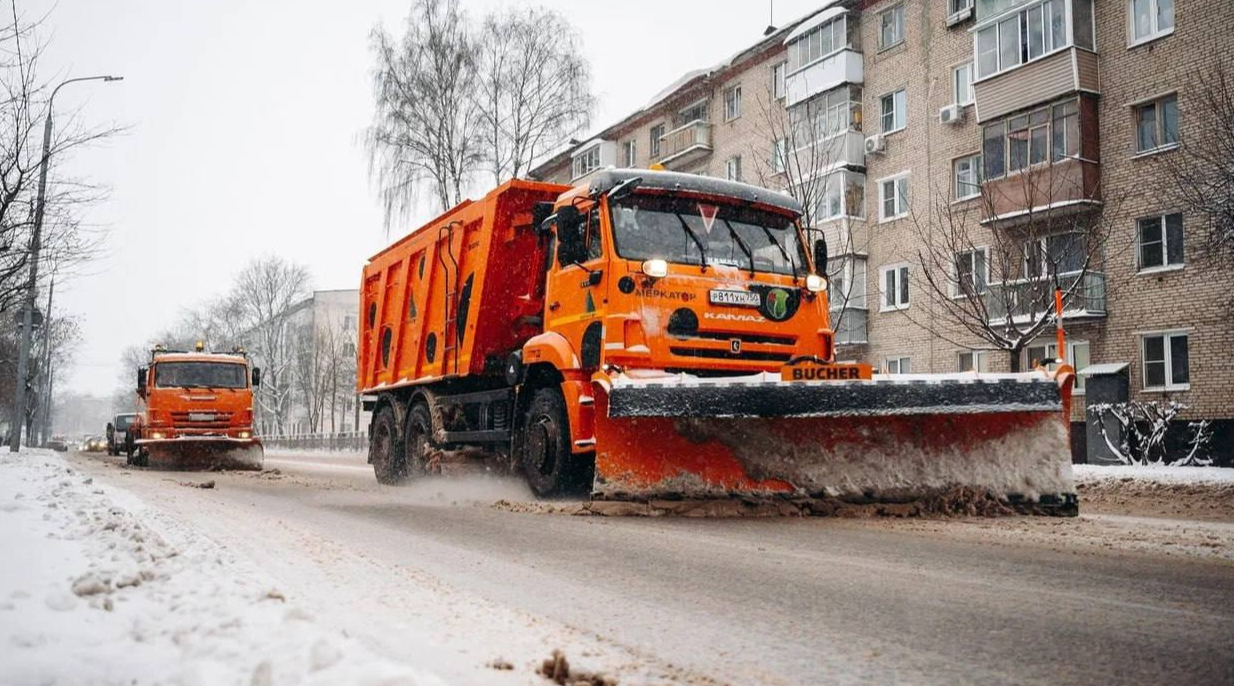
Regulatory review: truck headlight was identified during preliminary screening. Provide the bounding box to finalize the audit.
[238,431,251,439]
[641,259,668,279]
[805,274,827,293]
[151,432,165,440]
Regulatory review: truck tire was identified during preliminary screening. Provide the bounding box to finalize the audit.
[370,404,409,485]
[404,401,436,476]
[521,387,593,498]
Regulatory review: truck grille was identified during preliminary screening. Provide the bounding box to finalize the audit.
[669,347,794,363]
[170,412,234,428]
[673,331,796,346]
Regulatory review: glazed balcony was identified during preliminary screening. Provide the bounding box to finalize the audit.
[785,49,863,109]
[985,271,1106,325]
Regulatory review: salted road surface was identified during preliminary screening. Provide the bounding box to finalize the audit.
[70,450,1234,686]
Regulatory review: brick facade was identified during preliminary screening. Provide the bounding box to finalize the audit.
[531,0,1234,424]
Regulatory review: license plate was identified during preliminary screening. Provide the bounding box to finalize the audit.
[709,289,760,307]
[781,362,872,382]
[188,413,216,422]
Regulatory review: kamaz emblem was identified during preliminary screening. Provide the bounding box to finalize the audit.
[729,339,742,354]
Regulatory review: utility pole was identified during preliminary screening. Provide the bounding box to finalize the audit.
[8,75,123,453]
[34,276,54,445]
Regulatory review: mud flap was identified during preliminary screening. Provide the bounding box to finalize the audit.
[591,371,1077,513]
[139,438,265,471]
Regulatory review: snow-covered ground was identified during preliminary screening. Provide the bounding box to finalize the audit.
[0,450,444,686]
[1074,463,1234,484]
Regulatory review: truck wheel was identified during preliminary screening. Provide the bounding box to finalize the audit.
[370,405,409,485]
[521,387,593,498]
[404,401,436,476]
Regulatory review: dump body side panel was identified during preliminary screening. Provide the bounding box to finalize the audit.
[358,179,568,394]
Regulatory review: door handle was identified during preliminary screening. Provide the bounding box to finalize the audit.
[549,302,561,311]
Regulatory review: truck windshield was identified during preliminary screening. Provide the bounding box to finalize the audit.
[609,195,807,276]
[154,362,247,389]
[114,415,134,430]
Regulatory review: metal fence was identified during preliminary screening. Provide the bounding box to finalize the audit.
[262,431,368,453]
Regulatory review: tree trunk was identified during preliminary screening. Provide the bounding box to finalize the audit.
[1009,349,1022,373]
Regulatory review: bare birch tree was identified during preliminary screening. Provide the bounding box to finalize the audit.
[368,0,482,230]
[474,7,594,184]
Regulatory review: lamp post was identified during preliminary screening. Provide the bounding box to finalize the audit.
[8,75,122,452]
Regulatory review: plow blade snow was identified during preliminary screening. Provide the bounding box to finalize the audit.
[591,371,1077,514]
[137,438,264,471]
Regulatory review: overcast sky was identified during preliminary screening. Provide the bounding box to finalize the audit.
[33,0,826,395]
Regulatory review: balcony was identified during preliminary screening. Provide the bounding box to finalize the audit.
[784,49,863,108]
[831,307,868,345]
[973,47,1099,123]
[985,272,1106,325]
[659,120,713,169]
[980,158,1102,224]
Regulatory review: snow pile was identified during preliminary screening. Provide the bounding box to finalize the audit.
[1074,464,1234,485]
[0,450,446,686]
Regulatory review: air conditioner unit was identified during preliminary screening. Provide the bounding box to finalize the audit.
[939,104,965,125]
[945,7,973,27]
[864,134,886,155]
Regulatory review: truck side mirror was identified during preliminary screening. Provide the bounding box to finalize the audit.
[554,205,587,265]
[813,237,828,277]
[606,176,642,202]
[137,367,147,393]
[252,367,262,388]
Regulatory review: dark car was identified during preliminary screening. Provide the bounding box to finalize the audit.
[107,413,137,456]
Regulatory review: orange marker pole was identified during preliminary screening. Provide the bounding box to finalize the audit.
[1054,288,1066,364]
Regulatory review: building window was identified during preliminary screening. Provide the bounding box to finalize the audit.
[958,350,991,373]
[1023,232,1085,277]
[954,153,982,200]
[772,61,787,100]
[1130,0,1174,45]
[796,85,863,143]
[878,173,909,221]
[954,247,988,296]
[829,256,868,309]
[879,4,905,50]
[1141,332,1189,390]
[1137,213,1184,271]
[983,99,1079,179]
[649,124,665,158]
[953,62,974,106]
[885,356,911,374]
[571,146,602,180]
[622,140,636,167]
[678,100,708,126]
[724,85,742,121]
[974,0,1070,80]
[1135,94,1179,153]
[771,138,788,174]
[880,263,910,310]
[343,315,356,332]
[1027,341,1090,391]
[950,0,974,14]
[787,14,847,72]
[725,156,743,182]
[880,89,907,133]
[814,170,866,221]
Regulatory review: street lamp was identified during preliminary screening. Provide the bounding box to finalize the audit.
[8,75,123,452]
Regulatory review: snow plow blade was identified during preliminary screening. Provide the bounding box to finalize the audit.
[137,437,264,471]
[591,370,1077,515]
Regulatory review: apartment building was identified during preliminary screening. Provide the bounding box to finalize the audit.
[531,0,1234,458]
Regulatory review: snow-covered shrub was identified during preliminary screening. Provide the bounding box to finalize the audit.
[1090,400,1214,467]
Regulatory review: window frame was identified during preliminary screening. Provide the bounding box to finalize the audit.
[724,85,743,122]
[950,0,975,15]
[973,0,1073,81]
[953,246,990,297]
[772,61,787,100]
[879,4,905,50]
[953,153,983,200]
[1140,330,1190,391]
[622,139,637,168]
[725,155,743,182]
[877,172,910,222]
[1136,212,1185,273]
[649,123,665,159]
[1128,0,1175,47]
[1133,93,1179,155]
[786,14,848,74]
[957,349,990,373]
[879,262,911,311]
[953,61,974,106]
[571,145,602,181]
[885,355,911,374]
[1025,340,1090,391]
[983,98,1080,180]
[771,138,788,175]
[879,88,907,134]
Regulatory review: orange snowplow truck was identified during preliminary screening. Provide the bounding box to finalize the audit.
[359,170,1077,513]
[126,344,264,470]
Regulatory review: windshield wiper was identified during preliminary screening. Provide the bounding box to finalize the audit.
[759,224,798,281]
[720,219,756,276]
[675,214,709,271]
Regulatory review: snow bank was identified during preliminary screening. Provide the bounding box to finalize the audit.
[0,450,446,686]
[1074,464,1234,485]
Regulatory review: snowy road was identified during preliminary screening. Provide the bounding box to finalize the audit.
[66,449,1234,686]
